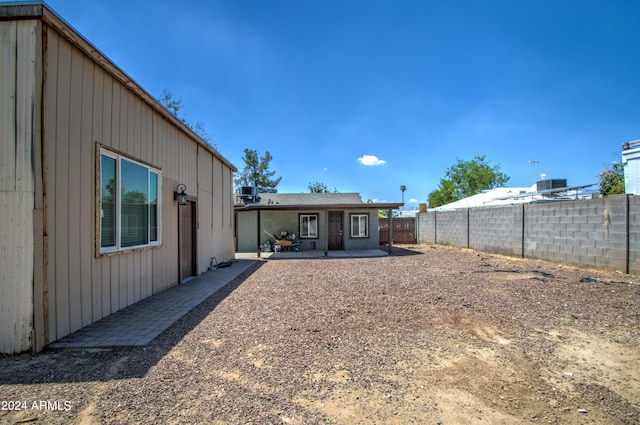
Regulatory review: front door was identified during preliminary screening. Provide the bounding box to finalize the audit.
[179,201,196,282]
[328,211,343,250]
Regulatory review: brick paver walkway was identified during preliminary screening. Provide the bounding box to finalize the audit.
[47,259,260,349]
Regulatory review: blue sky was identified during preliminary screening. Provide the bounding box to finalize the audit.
[35,0,640,205]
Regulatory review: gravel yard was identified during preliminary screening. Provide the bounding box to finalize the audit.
[1,245,639,424]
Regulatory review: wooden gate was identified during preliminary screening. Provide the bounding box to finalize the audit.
[379,217,416,244]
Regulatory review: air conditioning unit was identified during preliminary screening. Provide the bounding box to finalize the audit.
[537,179,567,191]
[240,186,258,201]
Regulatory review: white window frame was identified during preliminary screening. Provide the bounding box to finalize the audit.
[350,213,369,238]
[299,214,319,239]
[99,148,162,254]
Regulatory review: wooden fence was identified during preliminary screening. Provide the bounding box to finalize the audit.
[379,217,416,244]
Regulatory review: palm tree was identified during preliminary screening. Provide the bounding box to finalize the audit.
[400,185,406,208]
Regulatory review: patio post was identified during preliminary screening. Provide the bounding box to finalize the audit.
[324,209,329,256]
[388,208,393,254]
[256,209,261,258]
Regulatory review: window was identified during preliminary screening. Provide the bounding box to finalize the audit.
[350,214,369,238]
[299,214,318,238]
[99,148,161,253]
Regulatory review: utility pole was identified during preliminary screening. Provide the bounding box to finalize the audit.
[528,160,539,184]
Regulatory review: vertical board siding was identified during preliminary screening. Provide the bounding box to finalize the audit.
[197,152,213,272]
[67,46,83,334]
[32,18,44,351]
[0,21,17,191]
[16,20,37,352]
[0,15,235,352]
[153,178,178,293]
[0,193,34,353]
[53,28,71,339]
[212,158,223,230]
[15,22,37,193]
[80,55,94,326]
[0,20,37,353]
[43,24,58,342]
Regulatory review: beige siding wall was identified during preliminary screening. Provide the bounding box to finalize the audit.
[41,25,235,345]
[0,20,38,353]
[197,153,236,269]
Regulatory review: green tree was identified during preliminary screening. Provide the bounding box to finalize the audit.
[599,162,625,197]
[158,89,213,145]
[234,148,282,193]
[427,155,510,208]
[427,179,456,208]
[308,181,338,193]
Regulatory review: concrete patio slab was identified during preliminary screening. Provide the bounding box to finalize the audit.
[235,249,390,259]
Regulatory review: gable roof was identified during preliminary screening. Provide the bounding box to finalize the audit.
[255,192,364,205]
[235,192,403,211]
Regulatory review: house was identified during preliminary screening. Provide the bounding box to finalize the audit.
[622,140,640,195]
[429,180,596,212]
[0,3,236,353]
[234,191,403,255]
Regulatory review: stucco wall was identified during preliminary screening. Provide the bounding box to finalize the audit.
[344,211,380,250]
[237,208,382,252]
[260,210,327,251]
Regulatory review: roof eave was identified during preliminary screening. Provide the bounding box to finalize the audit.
[235,202,404,211]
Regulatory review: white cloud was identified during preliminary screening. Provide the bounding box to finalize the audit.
[358,154,386,166]
[408,198,419,203]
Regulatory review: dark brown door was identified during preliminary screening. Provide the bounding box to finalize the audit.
[328,211,343,250]
[179,201,196,282]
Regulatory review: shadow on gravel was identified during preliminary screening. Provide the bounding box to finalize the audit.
[0,262,264,385]
[386,245,424,256]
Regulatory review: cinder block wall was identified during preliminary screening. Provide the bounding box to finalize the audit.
[523,197,626,271]
[434,210,469,248]
[470,205,523,257]
[417,195,640,274]
[417,212,435,244]
[629,196,640,275]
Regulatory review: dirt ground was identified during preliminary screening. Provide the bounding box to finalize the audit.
[1,245,639,424]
